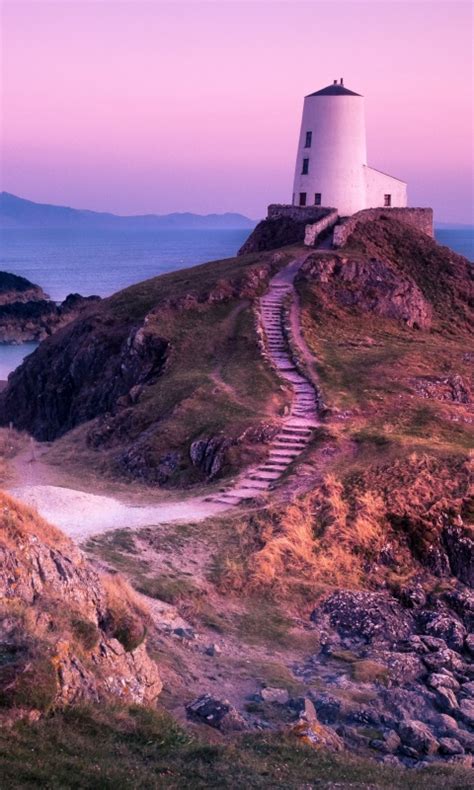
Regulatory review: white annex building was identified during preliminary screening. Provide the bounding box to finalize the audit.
[292,79,407,216]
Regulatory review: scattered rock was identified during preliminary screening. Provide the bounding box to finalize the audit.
[205,643,221,657]
[186,694,246,732]
[289,697,318,723]
[290,719,344,752]
[173,627,196,640]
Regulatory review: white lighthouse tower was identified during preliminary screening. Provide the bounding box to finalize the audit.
[292,79,407,216]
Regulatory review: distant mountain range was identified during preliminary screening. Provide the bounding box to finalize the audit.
[0,192,257,230]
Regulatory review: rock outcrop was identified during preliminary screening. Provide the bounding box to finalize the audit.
[0,289,100,345]
[0,271,47,305]
[299,254,433,329]
[0,492,162,719]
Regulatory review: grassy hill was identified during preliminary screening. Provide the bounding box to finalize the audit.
[0,247,297,485]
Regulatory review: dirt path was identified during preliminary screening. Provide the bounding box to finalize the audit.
[7,483,226,541]
[8,243,327,540]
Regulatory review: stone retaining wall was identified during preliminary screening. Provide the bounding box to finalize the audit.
[304,210,339,247]
[333,208,433,248]
[267,204,334,223]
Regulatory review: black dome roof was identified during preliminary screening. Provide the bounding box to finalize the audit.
[306,82,361,98]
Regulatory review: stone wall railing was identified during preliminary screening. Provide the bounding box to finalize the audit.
[332,207,434,248]
[304,210,339,247]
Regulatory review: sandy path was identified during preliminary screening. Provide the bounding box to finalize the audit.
[8,483,226,541]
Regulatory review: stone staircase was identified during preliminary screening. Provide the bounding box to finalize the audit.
[209,259,319,506]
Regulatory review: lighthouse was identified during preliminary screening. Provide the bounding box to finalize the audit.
[292,79,407,216]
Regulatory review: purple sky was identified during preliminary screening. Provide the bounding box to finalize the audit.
[1,0,473,221]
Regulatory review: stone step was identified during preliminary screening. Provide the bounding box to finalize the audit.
[274,442,307,449]
[250,472,281,481]
[268,456,299,463]
[277,435,310,444]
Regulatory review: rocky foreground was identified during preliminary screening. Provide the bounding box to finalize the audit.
[0,491,161,721]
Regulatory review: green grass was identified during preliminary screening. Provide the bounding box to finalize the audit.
[136,573,199,605]
[234,604,293,647]
[0,703,471,789]
[106,248,295,321]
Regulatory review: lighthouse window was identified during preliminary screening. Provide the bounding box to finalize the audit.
[305,131,312,148]
[299,192,307,206]
[314,193,322,206]
[384,194,392,207]
[302,158,309,175]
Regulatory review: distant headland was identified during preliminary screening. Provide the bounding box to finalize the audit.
[0,192,257,230]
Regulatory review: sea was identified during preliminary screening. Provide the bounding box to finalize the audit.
[0,224,472,380]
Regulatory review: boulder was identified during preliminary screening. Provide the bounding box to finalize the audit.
[398,720,439,755]
[436,713,459,734]
[419,611,467,651]
[459,698,474,727]
[311,590,413,645]
[460,680,474,698]
[434,687,459,715]
[186,694,246,732]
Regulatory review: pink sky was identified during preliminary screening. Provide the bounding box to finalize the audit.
[1,0,473,221]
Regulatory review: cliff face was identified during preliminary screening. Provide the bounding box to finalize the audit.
[0,492,161,719]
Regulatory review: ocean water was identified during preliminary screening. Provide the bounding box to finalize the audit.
[0,227,251,302]
[0,224,472,379]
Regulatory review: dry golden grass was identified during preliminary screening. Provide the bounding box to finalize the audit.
[214,451,471,602]
[101,573,150,652]
[0,490,70,550]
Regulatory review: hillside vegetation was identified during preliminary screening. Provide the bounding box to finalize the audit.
[0,248,296,485]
